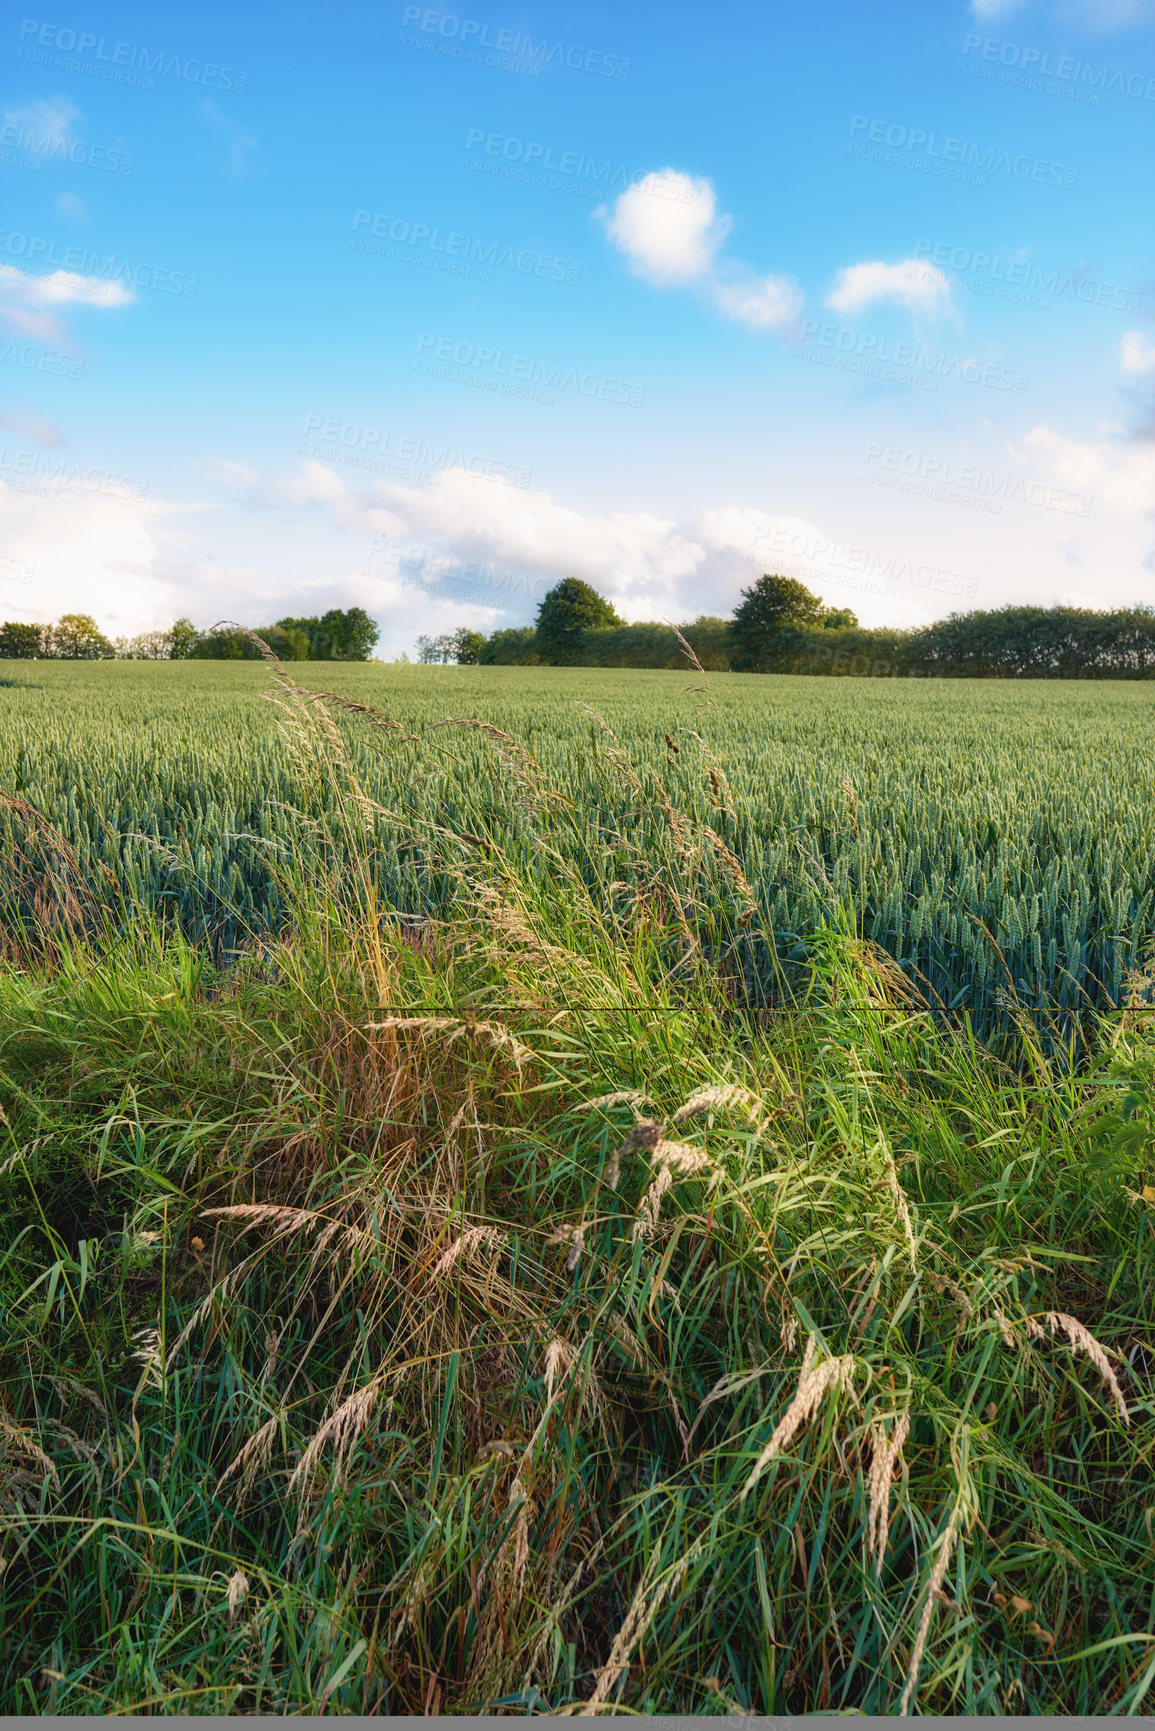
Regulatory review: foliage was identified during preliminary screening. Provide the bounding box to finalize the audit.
[113,628,175,660]
[730,575,826,670]
[453,628,487,665]
[535,578,622,664]
[478,626,540,665]
[275,608,379,661]
[0,656,1153,1713]
[44,613,115,660]
[169,618,200,660]
[0,622,43,659]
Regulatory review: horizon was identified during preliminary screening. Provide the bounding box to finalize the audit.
[2,0,1154,657]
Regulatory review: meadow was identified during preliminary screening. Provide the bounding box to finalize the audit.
[2,658,1154,1012]
[1,653,1154,1714]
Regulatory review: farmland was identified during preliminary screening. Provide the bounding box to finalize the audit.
[2,659,1154,1011]
[2,655,1155,1714]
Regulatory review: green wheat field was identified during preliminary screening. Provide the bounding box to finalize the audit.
[2,656,1155,1714]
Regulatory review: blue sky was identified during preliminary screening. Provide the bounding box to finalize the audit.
[2,0,1153,652]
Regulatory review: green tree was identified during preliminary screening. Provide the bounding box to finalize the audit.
[278,608,380,660]
[452,628,487,665]
[730,575,824,671]
[821,606,859,631]
[534,578,621,664]
[479,627,540,665]
[114,628,175,659]
[0,621,43,658]
[46,613,115,659]
[170,618,200,659]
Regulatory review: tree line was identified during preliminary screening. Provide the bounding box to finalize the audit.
[0,609,380,661]
[422,576,1155,679]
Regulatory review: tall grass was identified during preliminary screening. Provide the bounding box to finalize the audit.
[1,648,1154,1713]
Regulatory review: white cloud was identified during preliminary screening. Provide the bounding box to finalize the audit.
[2,95,79,148]
[0,263,134,341]
[598,170,728,285]
[198,458,262,487]
[972,0,1155,23]
[826,258,953,317]
[711,271,803,332]
[598,168,801,333]
[255,463,909,632]
[1121,330,1155,374]
[1019,424,1155,510]
[0,399,63,446]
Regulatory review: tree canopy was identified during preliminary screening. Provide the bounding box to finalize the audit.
[534,579,621,664]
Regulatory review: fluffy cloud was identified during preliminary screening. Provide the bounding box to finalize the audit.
[598,169,802,333]
[2,94,79,147]
[252,462,913,634]
[1019,424,1155,509]
[826,259,953,317]
[598,170,728,285]
[0,263,134,342]
[972,0,1155,21]
[711,271,804,331]
[0,399,63,446]
[1121,330,1155,374]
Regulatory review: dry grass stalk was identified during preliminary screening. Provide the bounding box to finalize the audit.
[0,1416,60,1491]
[898,1495,965,1715]
[579,706,646,797]
[219,1414,281,1500]
[604,1119,662,1190]
[701,827,758,927]
[225,1569,250,1623]
[579,1544,699,1713]
[875,1136,919,1276]
[547,1223,586,1272]
[432,1225,504,1278]
[288,1371,391,1503]
[577,1089,654,1117]
[370,1014,533,1071]
[632,1137,720,1239]
[866,1413,911,1574]
[1028,1312,1129,1424]
[671,1083,764,1128]
[741,1337,858,1497]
